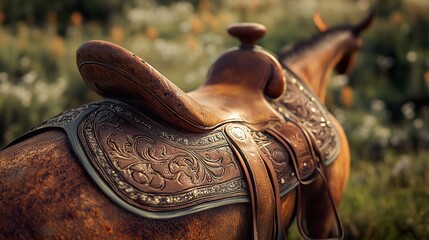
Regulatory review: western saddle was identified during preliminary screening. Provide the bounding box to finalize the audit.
[8,23,343,239]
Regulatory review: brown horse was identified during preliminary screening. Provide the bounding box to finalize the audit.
[278,11,374,238]
[0,14,372,240]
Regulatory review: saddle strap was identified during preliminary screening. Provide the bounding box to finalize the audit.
[296,124,344,240]
[225,124,284,240]
[267,120,343,240]
[296,167,344,240]
[266,121,318,184]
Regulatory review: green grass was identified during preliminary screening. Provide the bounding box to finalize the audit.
[341,150,429,239]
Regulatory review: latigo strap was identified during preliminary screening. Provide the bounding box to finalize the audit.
[225,124,284,240]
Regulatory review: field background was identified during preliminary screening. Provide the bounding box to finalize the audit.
[0,0,428,239]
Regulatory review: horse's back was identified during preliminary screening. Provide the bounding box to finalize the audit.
[0,130,251,239]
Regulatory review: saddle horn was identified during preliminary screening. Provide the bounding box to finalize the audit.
[221,23,286,99]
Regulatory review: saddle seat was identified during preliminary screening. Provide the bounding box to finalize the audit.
[77,23,286,133]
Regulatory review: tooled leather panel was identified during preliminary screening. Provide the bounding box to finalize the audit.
[267,121,319,184]
[78,101,248,211]
[13,97,319,214]
[272,70,340,164]
[74,100,300,213]
[8,98,297,215]
[251,131,297,195]
[31,103,96,130]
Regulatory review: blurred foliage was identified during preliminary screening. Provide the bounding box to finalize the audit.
[0,0,428,239]
[0,0,127,34]
[340,150,429,239]
[286,150,429,239]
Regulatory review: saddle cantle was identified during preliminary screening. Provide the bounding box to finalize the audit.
[7,23,342,239]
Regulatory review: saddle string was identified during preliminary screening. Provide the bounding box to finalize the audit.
[227,136,259,239]
[296,169,344,240]
[295,124,344,240]
[256,146,286,240]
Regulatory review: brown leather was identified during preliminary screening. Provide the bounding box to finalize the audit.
[77,100,249,212]
[188,46,286,129]
[77,24,285,133]
[225,124,284,240]
[296,129,344,240]
[296,169,344,240]
[227,23,266,47]
[271,71,340,164]
[76,40,221,133]
[268,118,343,240]
[266,121,319,184]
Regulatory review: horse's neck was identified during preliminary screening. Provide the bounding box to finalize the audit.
[283,33,354,103]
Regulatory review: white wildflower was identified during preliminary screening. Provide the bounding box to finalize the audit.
[362,114,377,128]
[406,51,417,63]
[392,155,411,177]
[374,126,391,146]
[22,70,37,85]
[371,99,386,113]
[413,118,424,129]
[401,102,415,120]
